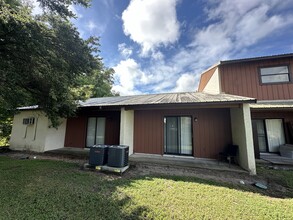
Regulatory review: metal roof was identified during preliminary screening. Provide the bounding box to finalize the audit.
[79,92,255,107]
[250,100,293,109]
[219,53,293,65]
[17,92,256,110]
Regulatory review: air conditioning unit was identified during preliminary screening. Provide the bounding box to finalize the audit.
[89,145,109,166]
[23,117,35,125]
[107,145,129,168]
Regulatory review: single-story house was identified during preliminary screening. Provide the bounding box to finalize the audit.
[10,92,257,174]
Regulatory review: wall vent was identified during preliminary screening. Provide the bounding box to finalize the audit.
[23,117,35,125]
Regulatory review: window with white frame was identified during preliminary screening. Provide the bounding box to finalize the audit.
[259,65,290,84]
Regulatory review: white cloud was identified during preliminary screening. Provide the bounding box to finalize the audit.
[173,73,197,93]
[151,51,164,60]
[113,0,293,95]
[23,0,43,15]
[118,43,133,58]
[122,0,180,56]
[112,59,147,95]
[69,5,83,18]
[86,21,97,31]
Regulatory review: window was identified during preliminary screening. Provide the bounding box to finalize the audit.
[260,65,290,84]
[86,117,106,147]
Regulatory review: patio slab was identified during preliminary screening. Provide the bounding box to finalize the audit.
[260,153,293,166]
[44,148,247,173]
[129,153,247,173]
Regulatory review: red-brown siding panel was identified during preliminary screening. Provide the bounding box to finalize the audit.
[134,108,232,159]
[64,111,120,148]
[220,57,293,100]
[64,116,87,148]
[105,113,120,145]
[134,110,163,154]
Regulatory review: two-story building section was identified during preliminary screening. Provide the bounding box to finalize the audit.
[198,53,293,158]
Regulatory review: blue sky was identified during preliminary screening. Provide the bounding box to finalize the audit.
[33,0,293,95]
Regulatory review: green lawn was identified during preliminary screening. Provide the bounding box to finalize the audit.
[0,156,292,220]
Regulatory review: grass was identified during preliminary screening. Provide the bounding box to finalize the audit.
[0,156,293,220]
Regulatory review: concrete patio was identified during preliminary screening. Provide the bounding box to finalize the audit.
[130,153,246,173]
[45,147,246,173]
[260,153,293,166]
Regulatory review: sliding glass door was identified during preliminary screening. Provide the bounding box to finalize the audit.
[86,117,106,147]
[164,116,192,155]
[265,119,285,152]
[253,119,285,153]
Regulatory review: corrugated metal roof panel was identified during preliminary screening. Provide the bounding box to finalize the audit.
[79,92,255,107]
[18,92,256,110]
[250,99,293,109]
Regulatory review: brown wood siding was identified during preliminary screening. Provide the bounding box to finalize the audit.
[251,110,293,144]
[64,116,87,148]
[105,113,120,145]
[198,66,217,91]
[64,111,120,148]
[220,57,293,100]
[134,108,232,159]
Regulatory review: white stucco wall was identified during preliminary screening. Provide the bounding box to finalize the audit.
[44,119,67,151]
[10,110,67,152]
[120,108,134,155]
[203,67,221,94]
[10,111,48,152]
[230,104,256,175]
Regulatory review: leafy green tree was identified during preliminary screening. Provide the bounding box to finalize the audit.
[0,0,116,144]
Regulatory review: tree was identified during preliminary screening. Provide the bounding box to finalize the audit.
[0,0,116,144]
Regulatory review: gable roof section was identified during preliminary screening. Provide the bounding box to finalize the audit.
[79,92,255,107]
[219,53,293,65]
[198,65,218,92]
[198,53,293,92]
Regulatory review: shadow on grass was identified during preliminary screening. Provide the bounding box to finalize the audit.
[1,156,292,220]
[0,156,149,220]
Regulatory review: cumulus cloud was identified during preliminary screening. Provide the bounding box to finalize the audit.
[112,59,148,95]
[122,0,180,56]
[113,0,293,95]
[173,73,198,93]
[118,43,133,58]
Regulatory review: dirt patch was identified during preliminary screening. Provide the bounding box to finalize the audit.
[2,151,292,198]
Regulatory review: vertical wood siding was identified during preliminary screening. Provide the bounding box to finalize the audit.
[134,108,232,159]
[64,111,120,148]
[220,57,293,100]
[64,116,87,148]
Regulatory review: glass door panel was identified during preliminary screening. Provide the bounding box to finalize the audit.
[86,117,106,147]
[164,117,179,154]
[266,119,285,152]
[164,116,192,155]
[180,117,192,155]
[96,117,106,144]
[86,117,96,147]
[255,120,267,152]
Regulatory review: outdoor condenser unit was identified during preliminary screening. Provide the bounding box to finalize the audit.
[107,145,129,168]
[89,145,109,166]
